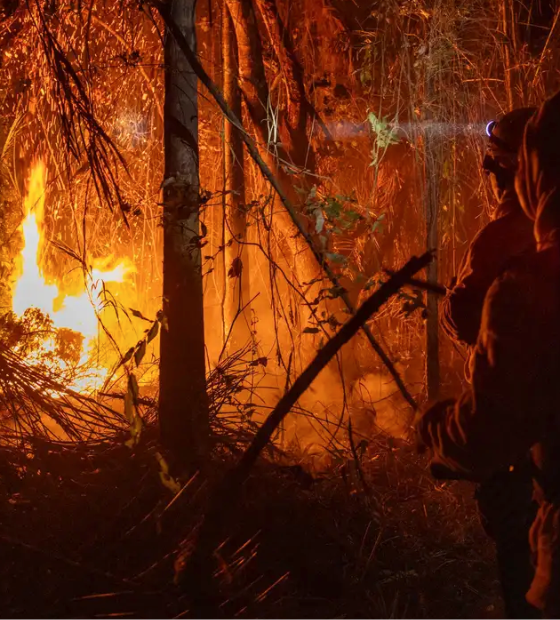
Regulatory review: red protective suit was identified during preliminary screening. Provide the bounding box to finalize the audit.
[441,197,534,349]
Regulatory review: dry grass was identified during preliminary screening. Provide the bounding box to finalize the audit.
[0,430,500,619]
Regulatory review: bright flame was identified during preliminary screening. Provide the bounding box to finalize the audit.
[12,161,134,392]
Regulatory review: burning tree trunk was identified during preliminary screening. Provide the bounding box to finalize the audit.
[224,0,321,315]
[160,0,209,468]
[222,4,250,351]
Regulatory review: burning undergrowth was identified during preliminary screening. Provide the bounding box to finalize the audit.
[0,421,501,619]
[0,325,267,456]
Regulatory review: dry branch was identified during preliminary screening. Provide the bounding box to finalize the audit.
[149,0,419,413]
[178,251,433,615]
[0,341,125,445]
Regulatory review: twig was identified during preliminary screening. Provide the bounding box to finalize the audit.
[149,0,418,413]
[348,417,374,498]
[98,392,156,408]
[179,252,432,615]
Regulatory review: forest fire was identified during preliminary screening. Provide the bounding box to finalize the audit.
[1,0,560,618]
[11,160,135,392]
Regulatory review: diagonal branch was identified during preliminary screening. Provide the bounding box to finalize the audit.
[178,251,433,614]
[149,0,419,413]
[227,251,433,480]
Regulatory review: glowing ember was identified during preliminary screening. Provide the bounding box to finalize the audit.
[12,161,134,392]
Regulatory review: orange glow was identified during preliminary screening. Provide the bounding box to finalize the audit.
[12,161,136,392]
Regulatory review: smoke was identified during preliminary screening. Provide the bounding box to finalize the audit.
[324,120,489,141]
[348,371,413,441]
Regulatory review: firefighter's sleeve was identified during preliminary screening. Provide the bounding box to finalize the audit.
[419,271,545,480]
[441,225,505,347]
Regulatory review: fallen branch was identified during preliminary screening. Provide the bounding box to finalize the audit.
[148,0,419,414]
[178,251,433,615]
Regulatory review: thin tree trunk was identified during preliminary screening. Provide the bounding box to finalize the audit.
[222,4,250,351]
[160,0,209,469]
[224,0,270,147]
[425,132,440,401]
[424,18,441,402]
[501,0,515,109]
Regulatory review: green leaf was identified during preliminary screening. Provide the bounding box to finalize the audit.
[314,209,325,233]
[345,209,362,222]
[324,199,342,219]
[372,212,386,233]
[134,341,147,367]
[147,321,159,343]
[367,112,399,149]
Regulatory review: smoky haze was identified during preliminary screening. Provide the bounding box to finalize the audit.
[325,120,489,141]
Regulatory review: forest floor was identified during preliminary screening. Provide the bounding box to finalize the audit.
[0,430,502,619]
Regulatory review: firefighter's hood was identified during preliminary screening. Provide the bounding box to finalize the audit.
[516,91,560,247]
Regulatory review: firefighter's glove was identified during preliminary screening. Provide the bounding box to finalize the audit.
[414,399,455,454]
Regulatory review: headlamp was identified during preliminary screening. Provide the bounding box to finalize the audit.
[486,120,497,137]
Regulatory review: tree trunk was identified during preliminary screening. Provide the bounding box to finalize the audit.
[501,0,515,110]
[424,18,441,402]
[224,0,321,294]
[254,0,312,169]
[222,3,250,351]
[424,130,440,402]
[160,0,209,470]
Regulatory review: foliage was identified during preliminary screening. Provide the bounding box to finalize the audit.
[367,111,399,165]
[0,309,84,380]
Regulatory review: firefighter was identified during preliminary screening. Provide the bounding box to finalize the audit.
[442,107,537,349]
[417,91,560,618]
[440,107,540,619]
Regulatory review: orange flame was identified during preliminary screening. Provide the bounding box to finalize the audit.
[12,161,135,392]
